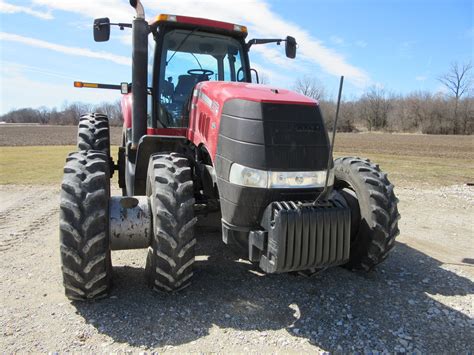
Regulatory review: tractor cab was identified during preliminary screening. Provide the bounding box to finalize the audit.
[149,15,251,128]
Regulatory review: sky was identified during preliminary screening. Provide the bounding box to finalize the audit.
[0,0,472,114]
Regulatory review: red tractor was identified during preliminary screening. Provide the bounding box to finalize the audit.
[60,0,400,300]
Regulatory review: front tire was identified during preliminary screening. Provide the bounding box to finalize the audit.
[145,153,197,292]
[334,157,400,271]
[59,151,112,300]
[77,113,110,157]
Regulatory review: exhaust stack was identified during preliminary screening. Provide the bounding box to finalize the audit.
[130,0,148,148]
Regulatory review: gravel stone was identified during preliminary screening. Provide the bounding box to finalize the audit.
[0,185,473,353]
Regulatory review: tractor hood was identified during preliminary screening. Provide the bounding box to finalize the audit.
[188,81,331,229]
[195,81,318,107]
[188,80,329,170]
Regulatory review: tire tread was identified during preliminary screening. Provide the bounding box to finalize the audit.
[334,156,400,271]
[59,150,112,300]
[145,152,197,292]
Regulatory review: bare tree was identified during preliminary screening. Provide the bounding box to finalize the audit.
[438,61,473,100]
[359,86,391,131]
[438,62,473,133]
[95,100,123,126]
[293,76,325,100]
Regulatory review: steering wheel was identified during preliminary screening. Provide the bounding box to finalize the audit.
[187,69,214,76]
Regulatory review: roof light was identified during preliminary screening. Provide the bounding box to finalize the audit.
[233,24,247,33]
[157,14,177,22]
[153,14,247,36]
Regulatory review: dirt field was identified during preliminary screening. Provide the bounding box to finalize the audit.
[0,126,473,352]
[0,125,472,160]
[0,125,124,147]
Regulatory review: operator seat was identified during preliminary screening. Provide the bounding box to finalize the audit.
[173,74,210,103]
[174,75,198,103]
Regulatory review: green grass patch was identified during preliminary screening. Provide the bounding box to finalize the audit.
[0,146,471,187]
[0,146,118,185]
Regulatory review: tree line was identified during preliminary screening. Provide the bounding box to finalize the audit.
[1,62,472,135]
[0,101,123,127]
[294,62,473,135]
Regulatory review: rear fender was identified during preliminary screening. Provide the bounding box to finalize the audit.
[196,144,217,198]
[132,135,187,195]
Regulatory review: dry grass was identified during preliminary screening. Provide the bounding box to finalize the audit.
[0,126,472,187]
[0,146,118,185]
[334,132,473,160]
[335,152,473,187]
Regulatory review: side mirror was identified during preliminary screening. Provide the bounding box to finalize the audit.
[285,36,297,59]
[93,18,110,42]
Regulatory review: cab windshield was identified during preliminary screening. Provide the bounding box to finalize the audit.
[157,29,247,127]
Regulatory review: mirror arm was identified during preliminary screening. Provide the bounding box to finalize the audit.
[111,22,132,30]
[246,38,285,51]
[94,21,132,32]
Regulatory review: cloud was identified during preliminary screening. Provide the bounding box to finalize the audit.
[1,61,77,80]
[330,35,344,45]
[0,64,120,114]
[355,40,367,48]
[250,45,303,72]
[249,61,288,85]
[0,32,131,66]
[0,0,53,20]
[415,75,427,81]
[434,84,448,96]
[32,0,132,22]
[31,0,371,87]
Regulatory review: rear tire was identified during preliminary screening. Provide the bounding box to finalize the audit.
[334,157,400,271]
[145,153,197,292]
[59,150,112,300]
[77,113,110,157]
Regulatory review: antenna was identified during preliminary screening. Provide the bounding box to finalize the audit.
[313,75,344,205]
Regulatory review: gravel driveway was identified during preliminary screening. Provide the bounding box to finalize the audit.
[0,185,473,353]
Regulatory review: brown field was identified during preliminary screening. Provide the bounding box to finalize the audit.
[0,125,124,147]
[1,124,472,157]
[0,125,472,186]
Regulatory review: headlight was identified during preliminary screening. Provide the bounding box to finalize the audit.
[228,163,268,188]
[228,163,333,189]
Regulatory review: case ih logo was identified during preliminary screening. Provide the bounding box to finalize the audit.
[295,123,321,132]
